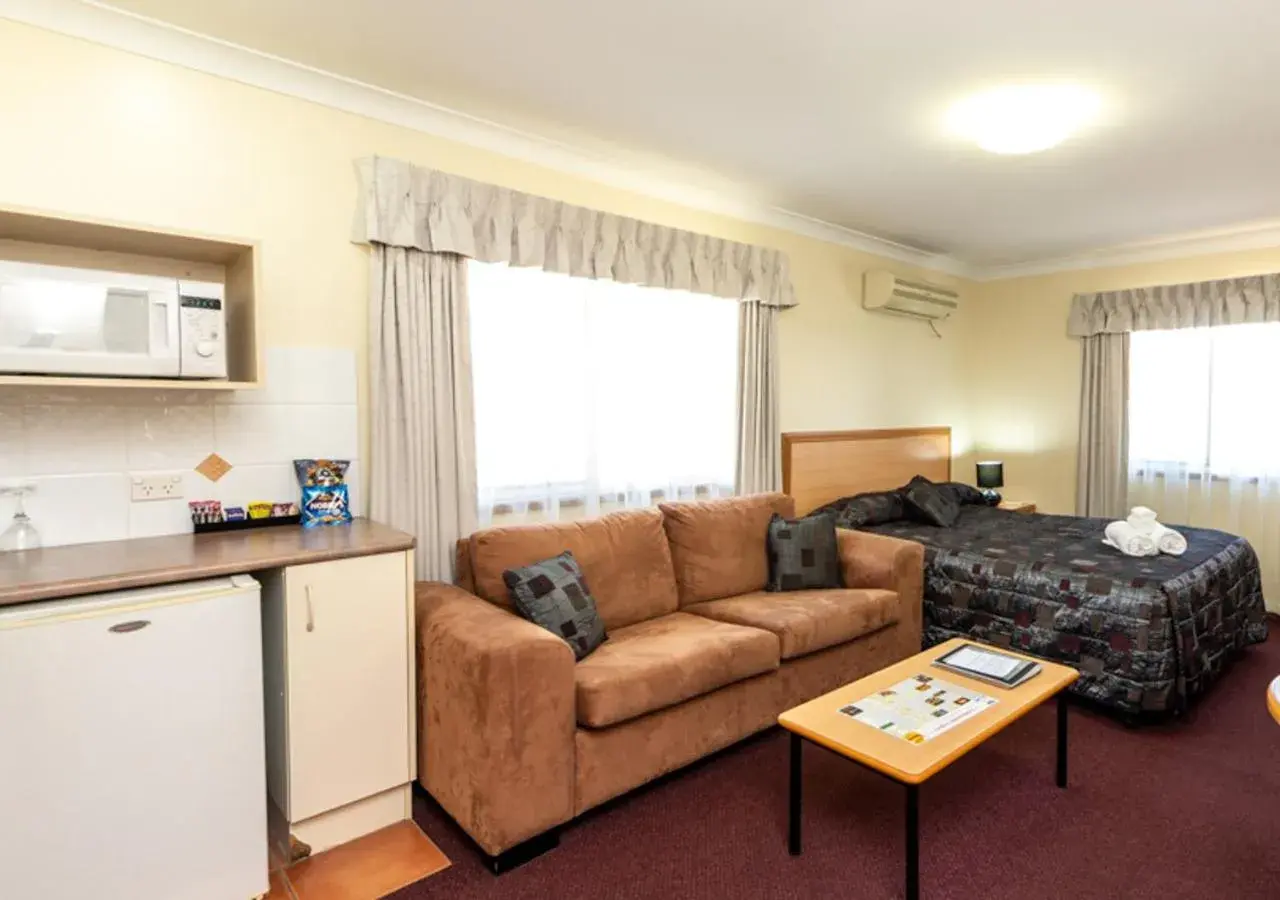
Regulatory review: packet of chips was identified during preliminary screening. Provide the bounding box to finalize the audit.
[299,485,350,528]
[293,459,349,488]
[294,459,353,527]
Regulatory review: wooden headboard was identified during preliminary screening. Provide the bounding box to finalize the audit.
[782,427,952,514]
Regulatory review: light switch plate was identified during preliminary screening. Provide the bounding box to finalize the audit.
[131,474,184,502]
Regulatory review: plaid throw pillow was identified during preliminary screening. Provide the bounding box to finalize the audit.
[503,551,607,660]
[766,513,844,592]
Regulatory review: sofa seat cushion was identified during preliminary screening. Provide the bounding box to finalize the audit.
[685,589,899,660]
[574,612,780,728]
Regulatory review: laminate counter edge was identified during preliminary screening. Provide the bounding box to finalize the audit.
[0,519,415,607]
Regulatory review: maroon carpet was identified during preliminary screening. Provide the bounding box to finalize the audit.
[396,632,1280,899]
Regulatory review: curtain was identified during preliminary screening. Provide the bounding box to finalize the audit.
[1068,274,1280,337]
[1076,333,1129,518]
[369,246,478,580]
[736,300,781,494]
[357,155,791,546]
[468,261,737,526]
[1128,324,1280,611]
[353,156,797,309]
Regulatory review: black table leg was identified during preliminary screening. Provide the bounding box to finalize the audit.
[905,784,919,900]
[789,732,802,855]
[1056,693,1068,789]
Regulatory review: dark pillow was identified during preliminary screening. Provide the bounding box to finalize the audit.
[812,490,906,528]
[502,551,607,660]
[938,481,985,506]
[766,513,844,592]
[901,478,960,527]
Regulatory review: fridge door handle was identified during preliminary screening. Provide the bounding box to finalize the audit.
[305,584,315,632]
[108,620,151,634]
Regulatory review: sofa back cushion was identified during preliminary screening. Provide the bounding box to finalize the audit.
[659,492,796,605]
[454,538,477,593]
[469,508,679,631]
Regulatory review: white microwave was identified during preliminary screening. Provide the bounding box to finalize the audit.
[0,260,227,379]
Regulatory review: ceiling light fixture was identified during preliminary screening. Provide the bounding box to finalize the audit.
[947,84,1101,155]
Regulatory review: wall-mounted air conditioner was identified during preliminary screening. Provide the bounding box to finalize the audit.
[862,271,960,321]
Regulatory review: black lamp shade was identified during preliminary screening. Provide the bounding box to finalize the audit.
[976,461,1004,490]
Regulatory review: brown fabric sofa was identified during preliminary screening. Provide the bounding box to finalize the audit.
[414,493,924,865]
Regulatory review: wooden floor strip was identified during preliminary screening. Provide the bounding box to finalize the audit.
[284,820,450,900]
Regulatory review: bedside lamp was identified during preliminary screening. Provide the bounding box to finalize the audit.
[976,461,1003,506]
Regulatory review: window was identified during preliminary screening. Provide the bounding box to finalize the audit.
[1129,323,1280,477]
[468,261,739,524]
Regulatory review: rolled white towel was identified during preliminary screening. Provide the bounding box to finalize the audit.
[1124,506,1187,555]
[1126,506,1158,534]
[1103,520,1159,557]
[1150,522,1187,556]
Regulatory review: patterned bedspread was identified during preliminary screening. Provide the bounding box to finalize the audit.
[862,506,1268,715]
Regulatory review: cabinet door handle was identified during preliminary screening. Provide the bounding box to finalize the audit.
[305,584,315,632]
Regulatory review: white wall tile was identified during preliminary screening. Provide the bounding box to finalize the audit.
[220,347,358,406]
[215,404,358,466]
[0,406,25,478]
[211,463,297,511]
[127,479,194,539]
[24,403,129,475]
[5,346,364,549]
[213,404,292,466]
[284,405,359,460]
[126,403,216,470]
[281,346,358,406]
[23,474,130,547]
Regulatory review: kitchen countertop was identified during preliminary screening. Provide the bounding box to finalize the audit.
[0,519,416,608]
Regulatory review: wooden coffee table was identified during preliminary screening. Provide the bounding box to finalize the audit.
[778,638,1079,900]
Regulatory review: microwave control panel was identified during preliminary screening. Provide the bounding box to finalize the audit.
[177,281,228,378]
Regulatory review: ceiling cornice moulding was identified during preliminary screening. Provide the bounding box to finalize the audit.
[8,1,1280,283]
[973,219,1280,281]
[1,0,971,276]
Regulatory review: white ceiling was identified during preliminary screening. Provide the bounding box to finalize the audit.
[76,1,1280,268]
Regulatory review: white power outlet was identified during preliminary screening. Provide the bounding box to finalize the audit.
[131,474,184,502]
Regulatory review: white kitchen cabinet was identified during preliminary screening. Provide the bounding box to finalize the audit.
[260,550,416,852]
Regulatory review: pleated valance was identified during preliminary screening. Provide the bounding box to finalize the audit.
[352,156,797,308]
[1068,273,1280,337]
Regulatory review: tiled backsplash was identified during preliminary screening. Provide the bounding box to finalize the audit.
[0,347,362,547]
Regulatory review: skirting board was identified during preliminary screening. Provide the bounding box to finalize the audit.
[290,784,413,856]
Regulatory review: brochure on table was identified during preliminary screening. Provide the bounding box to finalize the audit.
[839,674,997,744]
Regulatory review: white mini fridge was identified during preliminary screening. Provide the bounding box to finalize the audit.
[0,575,269,900]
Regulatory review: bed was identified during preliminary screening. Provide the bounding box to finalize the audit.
[781,427,1269,716]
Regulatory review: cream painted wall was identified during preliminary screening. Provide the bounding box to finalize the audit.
[969,246,1280,513]
[0,20,977,470]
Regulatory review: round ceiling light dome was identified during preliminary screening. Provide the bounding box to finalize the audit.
[947,84,1101,155]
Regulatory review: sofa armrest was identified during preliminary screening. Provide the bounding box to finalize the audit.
[836,529,925,643]
[415,581,576,856]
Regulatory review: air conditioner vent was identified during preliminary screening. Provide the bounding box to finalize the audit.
[862,270,960,321]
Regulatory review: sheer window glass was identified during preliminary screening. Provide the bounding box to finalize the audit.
[469,261,739,525]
